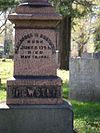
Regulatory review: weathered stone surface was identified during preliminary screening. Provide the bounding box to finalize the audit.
[4,0,73,132]
[16,6,55,14]
[14,29,57,76]
[7,77,62,104]
[69,57,100,102]
[22,0,50,6]
[0,100,73,133]
[7,0,62,105]
[8,4,62,28]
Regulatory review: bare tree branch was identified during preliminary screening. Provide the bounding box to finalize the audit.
[0,9,12,34]
[0,28,5,34]
[0,17,7,29]
[0,11,3,16]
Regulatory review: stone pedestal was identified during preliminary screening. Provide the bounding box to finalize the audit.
[7,76,62,104]
[7,1,62,104]
[0,100,73,133]
[0,0,73,132]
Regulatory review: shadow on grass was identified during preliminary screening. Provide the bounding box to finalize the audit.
[72,100,100,120]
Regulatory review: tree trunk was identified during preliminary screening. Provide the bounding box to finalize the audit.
[59,16,71,70]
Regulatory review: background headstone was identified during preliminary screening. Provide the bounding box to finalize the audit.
[69,53,100,102]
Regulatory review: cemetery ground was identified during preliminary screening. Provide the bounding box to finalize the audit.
[0,59,100,133]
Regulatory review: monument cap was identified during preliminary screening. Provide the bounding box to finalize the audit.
[21,0,51,6]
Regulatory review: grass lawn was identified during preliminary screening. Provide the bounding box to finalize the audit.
[0,59,100,133]
[0,59,13,101]
[72,100,100,133]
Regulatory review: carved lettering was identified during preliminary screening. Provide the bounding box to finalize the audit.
[15,32,55,56]
[9,86,61,99]
[28,88,35,97]
[15,33,33,54]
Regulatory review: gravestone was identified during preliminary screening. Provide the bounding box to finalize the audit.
[0,0,73,133]
[69,53,100,102]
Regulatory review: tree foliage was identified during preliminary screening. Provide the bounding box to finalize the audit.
[0,0,19,34]
[92,6,100,52]
[0,0,19,11]
[71,1,100,56]
[50,0,93,69]
[0,0,19,57]
[0,0,99,66]
[72,17,91,56]
[50,0,92,18]
[94,25,100,52]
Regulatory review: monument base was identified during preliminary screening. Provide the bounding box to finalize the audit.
[7,76,62,105]
[0,100,73,133]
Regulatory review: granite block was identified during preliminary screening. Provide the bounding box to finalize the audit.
[0,100,73,133]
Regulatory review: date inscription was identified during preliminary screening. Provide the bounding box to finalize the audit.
[15,32,56,60]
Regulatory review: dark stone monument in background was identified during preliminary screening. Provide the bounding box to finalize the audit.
[0,0,73,133]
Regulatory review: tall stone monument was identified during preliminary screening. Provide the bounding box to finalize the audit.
[0,0,73,133]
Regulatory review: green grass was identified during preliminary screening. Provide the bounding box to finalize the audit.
[72,100,100,133]
[0,91,6,101]
[0,59,100,133]
[0,59,13,101]
[57,69,100,132]
[57,69,70,99]
[0,59,13,84]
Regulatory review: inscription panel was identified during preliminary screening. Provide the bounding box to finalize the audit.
[7,85,61,99]
[14,29,58,76]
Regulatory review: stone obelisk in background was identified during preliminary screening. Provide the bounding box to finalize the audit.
[0,0,73,133]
